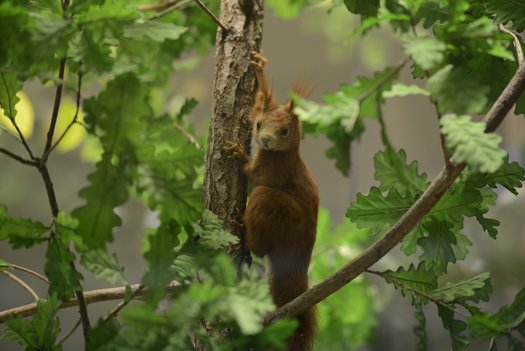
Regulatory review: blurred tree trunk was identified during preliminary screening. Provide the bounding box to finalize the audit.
[203,0,264,266]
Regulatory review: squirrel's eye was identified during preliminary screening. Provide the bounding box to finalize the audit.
[256,121,261,130]
[281,128,289,137]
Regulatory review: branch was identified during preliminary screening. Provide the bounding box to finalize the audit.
[44,69,83,158]
[263,62,525,326]
[498,24,524,66]
[137,0,181,11]
[36,47,92,340]
[148,0,192,20]
[0,146,37,166]
[105,284,145,320]
[358,58,409,102]
[57,284,146,346]
[1,271,39,302]
[203,0,263,270]
[408,23,452,167]
[193,0,229,33]
[42,57,67,163]
[57,317,81,346]
[0,263,50,284]
[0,281,182,323]
[173,122,201,150]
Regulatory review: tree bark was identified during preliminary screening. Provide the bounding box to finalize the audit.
[204,0,264,266]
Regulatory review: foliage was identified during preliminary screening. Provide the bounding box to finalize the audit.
[1,0,525,351]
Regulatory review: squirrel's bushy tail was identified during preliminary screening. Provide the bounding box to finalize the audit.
[268,253,317,351]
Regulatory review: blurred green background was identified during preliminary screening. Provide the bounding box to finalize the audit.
[1,3,524,350]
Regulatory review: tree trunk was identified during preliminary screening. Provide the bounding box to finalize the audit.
[204,0,264,267]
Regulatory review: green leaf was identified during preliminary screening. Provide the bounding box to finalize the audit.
[469,289,525,339]
[191,211,238,251]
[417,220,458,274]
[346,187,413,235]
[0,206,49,249]
[72,153,129,248]
[383,83,430,98]
[430,272,492,303]
[440,114,506,173]
[142,221,181,304]
[373,148,428,196]
[344,0,380,18]
[0,72,22,119]
[414,302,428,351]
[428,65,489,115]
[87,318,120,351]
[81,249,127,285]
[469,313,506,339]
[415,1,449,28]
[84,73,149,153]
[383,263,438,295]
[401,225,425,255]
[295,93,359,133]
[476,214,500,239]
[481,0,525,32]
[403,35,446,71]
[227,279,274,334]
[124,21,187,42]
[265,0,308,20]
[3,294,61,351]
[466,156,525,196]
[297,67,399,176]
[45,237,83,299]
[431,183,483,222]
[437,305,470,350]
[494,288,525,329]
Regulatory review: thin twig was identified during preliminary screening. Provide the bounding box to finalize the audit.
[45,69,83,158]
[1,271,39,302]
[0,146,37,166]
[0,281,182,322]
[105,284,146,320]
[365,269,469,318]
[263,62,525,326]
[174,123,201,149]
[376,95,393,149]
[358,58,409,102]
[409,22,452,167]
[432,99,452,168]
[0,263,50,284]
[56,317,81,346]
[148,0,192,20]
[498,24,524,66]
[137,0,181,11]
[42,58,67,163]
[193,0,229,32]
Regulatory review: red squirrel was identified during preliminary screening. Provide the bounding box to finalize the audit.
[226,51,319,351]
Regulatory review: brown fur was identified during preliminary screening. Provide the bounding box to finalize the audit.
[227,52,318,351]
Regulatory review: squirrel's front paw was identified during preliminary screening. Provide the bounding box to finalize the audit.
[250,50,267,71]
[224,140,247,160]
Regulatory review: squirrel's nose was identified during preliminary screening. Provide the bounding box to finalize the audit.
[261,136,270,145]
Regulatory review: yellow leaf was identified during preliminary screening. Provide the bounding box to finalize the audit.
[50,98,87,153]
[0,91,35,138]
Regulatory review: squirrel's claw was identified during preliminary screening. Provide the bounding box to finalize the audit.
[250,50,267,70]
[224,140,247,161]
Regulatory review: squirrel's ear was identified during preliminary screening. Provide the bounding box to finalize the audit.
[285,99,295,113]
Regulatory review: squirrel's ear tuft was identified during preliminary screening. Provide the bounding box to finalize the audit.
[292,79,314,99]
[285,99,295,113]
[286,80,314,113]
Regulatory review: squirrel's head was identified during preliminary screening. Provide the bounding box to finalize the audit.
[249,83,312,152]
[250,100,300,152]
